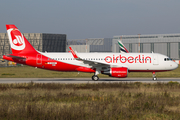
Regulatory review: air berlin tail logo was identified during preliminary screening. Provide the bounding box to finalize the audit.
[8,28,25,50]
[13,36,24,46]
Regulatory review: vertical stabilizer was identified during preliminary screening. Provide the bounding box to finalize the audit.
[118,40,129,53]
[6,24,37,54]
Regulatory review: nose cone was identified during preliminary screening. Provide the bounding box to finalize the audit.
[171,62,178,70]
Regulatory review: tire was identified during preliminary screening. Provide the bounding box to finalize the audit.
[153,77,157,81]
[92,75,99,81]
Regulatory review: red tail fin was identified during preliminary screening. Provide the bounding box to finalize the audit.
[6,24,37,54]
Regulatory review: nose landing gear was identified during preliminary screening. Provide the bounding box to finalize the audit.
[152,72,157,81]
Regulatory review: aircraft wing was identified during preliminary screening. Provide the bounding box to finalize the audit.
[69,47,110,69]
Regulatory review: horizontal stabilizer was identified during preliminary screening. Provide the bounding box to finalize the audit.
[6,54,26,59]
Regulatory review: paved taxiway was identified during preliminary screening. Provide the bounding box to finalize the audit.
[0,78,179,83]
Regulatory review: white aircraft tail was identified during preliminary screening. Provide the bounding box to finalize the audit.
[118,40,129,53]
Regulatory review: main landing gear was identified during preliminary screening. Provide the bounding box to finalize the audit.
[92,69,100,81]
[152,72,157,81]
[92,75,99,81]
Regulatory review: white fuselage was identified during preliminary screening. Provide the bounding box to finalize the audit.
[41,52,178,72]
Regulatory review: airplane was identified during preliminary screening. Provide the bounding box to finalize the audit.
[118,40,129,53]
[2,24,178,81]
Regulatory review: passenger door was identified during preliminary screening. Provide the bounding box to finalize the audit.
[153,55,159,65]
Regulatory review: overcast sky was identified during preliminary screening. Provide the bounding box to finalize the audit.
[0,0,180,39]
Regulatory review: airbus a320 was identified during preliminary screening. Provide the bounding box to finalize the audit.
[3,25,178,81]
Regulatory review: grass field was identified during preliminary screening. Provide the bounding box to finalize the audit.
[0,65,179,78]
[0,82,180,119]
[0,66,180,119]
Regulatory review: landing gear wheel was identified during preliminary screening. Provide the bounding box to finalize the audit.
[153,77,157,81]
[92,75,99,81]
[152,72,157,81]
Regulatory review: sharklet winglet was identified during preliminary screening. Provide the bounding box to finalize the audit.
[69,47,79,59]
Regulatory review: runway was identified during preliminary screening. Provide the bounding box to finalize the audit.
[0,78,179,83]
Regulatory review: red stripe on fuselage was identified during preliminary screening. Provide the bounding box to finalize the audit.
[24,53,82,72]
[129,70,169,72]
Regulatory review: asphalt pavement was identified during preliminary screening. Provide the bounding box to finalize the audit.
[0,78,179,83]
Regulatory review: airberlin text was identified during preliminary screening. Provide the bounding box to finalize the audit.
[105,55,151,64]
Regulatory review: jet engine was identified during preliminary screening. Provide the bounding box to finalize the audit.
[102,67,128,78]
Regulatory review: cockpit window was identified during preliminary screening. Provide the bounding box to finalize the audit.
[164,58,172,61]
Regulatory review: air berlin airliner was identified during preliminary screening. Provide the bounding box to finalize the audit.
[3,25,178,81]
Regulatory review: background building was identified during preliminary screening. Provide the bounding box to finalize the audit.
[67,38,112,52]
[0,33,66,66]
[112,34,180,59]
[1,32,180,66]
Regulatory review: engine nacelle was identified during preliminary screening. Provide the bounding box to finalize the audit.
[102,67,128,78]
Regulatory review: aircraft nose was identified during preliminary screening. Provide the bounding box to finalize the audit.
[172,62,178,70]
